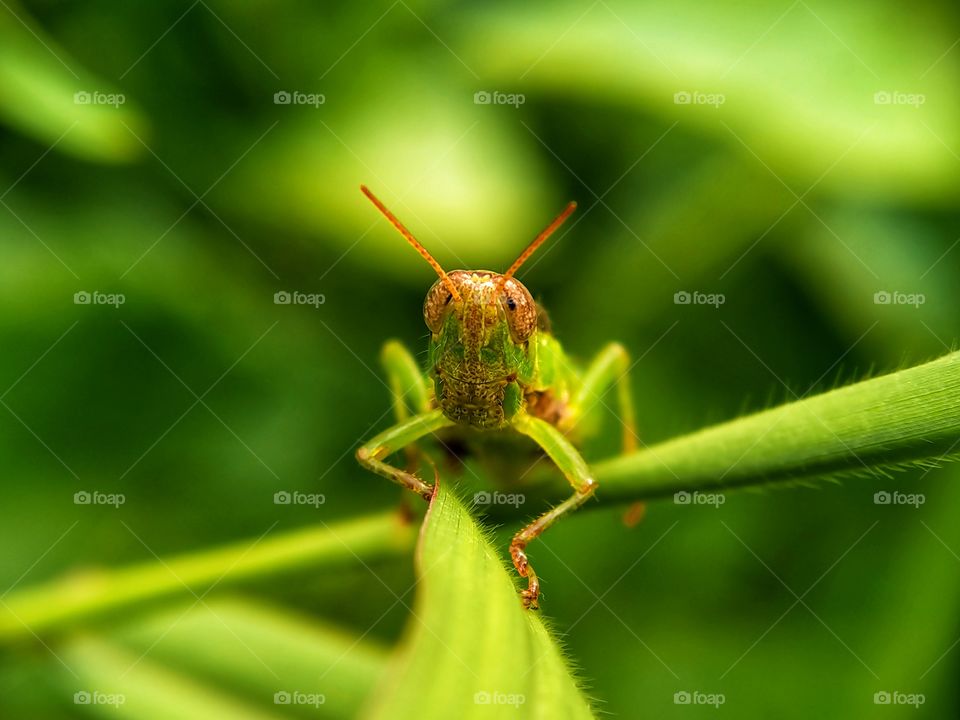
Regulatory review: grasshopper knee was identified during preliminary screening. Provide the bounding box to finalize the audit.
[356,446,382,464]
[578,477,598,497]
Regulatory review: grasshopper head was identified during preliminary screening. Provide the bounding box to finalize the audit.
[422,270,538,381]
[361,185,576,426]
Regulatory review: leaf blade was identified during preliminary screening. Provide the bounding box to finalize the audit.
[592,350,960,500]
[364,484,595,719]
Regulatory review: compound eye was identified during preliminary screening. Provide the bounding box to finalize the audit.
[423,279,454,334]
[499,278,537,343]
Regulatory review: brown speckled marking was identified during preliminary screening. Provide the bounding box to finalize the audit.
[436,370,509,429]
[425,271,537,345]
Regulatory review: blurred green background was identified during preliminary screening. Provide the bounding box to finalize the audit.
[2,0,959,717]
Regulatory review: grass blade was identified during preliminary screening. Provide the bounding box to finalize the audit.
[112,596,388,719]
[62,636,283,720]
[0,511,414,641]
[592,350,960,500]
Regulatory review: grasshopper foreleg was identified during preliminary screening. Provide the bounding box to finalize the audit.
[510,413,597,609]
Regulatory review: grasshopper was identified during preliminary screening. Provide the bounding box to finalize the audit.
[356,186,637,609]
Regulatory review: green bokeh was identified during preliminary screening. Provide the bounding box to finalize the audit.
[2,1,958,717]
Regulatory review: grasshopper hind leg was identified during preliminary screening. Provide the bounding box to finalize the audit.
[564,342,638,453]
[382,338,433,482]
[564,342,646,529]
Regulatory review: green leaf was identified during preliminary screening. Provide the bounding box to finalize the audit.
[0,510,414,641]
[112,596,388,720]
[463,1,960,202]
[0,4,147,162]
[591,349,960,500]
[364,483,595,720]
[61,636,283,720]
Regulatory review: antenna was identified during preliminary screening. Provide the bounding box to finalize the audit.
[500,201,577,286]
[360,185,461,302]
